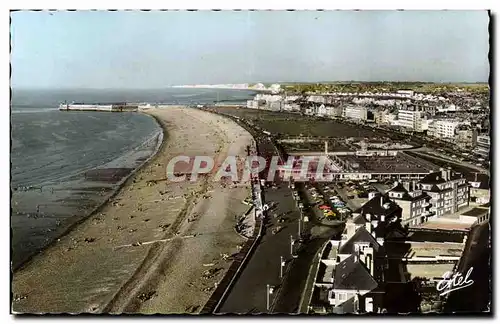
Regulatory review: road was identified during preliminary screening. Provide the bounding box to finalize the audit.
[214,110,343,314]
[216,174,303,313]
[215,113,306,313]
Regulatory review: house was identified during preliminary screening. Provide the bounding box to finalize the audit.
[351,192,404,239]
[321,222,386,314]
[386,182,431,227]
[418,168,469,218]
[468,172,490,205]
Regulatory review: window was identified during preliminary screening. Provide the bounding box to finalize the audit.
[337,293,347,301]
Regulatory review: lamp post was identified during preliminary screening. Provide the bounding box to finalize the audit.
[266,284,270,311]
[266,284,274,311]
[298,211,302,238]
[280,256,285,278]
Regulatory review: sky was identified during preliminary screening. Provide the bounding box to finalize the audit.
[10,10,490,89]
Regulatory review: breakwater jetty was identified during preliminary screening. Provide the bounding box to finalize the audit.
[59,102,139,112]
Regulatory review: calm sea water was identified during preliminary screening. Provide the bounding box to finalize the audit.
[11,88,255,269]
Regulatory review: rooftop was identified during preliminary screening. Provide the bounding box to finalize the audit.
[461,207,489,218]
[407,229,465,243]
[388,182,430,201]
[413,221,471,232]
[353,193,401,218]
[385,241,464,259]
[339,226,381,255]
[333,254,378,291]
[419,170,464,185]
[406,263,456,281]
[339,154,433,173]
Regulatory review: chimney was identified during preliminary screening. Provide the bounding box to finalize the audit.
[346,221,356,240]
[380,196,384,207]
[447,167,451,181]
[368,191,377,200]
[366,213,371,221]
[366,221,372,233]
[412,180,416,191]
[441,168,447,180]
[475,172,478,182]
[403,182,410,192]
[364,248,374,276]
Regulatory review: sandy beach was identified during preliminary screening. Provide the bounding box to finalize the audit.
[12,106,254,314]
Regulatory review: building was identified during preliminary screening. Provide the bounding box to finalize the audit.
[317,104,327,116]
[268,101,282,111]
[397,106,426,132]
[418,168,469,218]
[246,100,259,109]
[386,182,431,226]
[427,119,470,140]
[343,105,368,122]
[455,127,478,149]
[397,90,414,97]
[459,206,490,225]
[468,172,490,205]
[383,112,397,125]
[373,110,385,125]
[318,222,386,314]
[325,106,343,117]
[308,95,326,104]
[475,134,490,158]
[282,102,301,112]
[351,192,405,239]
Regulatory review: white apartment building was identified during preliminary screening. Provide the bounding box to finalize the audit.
[308,95,326,104]
[283,102,301,112]
[397,90,415,97]
[342,105,368,121]
[397,106,425,132]
[418,168,469,218]
[387,181,431,226]
[246,100,259,109]
[254,94,283,102]
[420,119,433,132]
[428,120,462,138]
[383,112,397,125]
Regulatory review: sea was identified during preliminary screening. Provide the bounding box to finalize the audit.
[11,88,256,269]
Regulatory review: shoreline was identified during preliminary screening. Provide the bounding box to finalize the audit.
[12,106,255,314]
[12,113,165,272]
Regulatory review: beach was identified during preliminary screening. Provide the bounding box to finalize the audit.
[12,106,254,314]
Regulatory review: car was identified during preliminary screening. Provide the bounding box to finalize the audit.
[324,210,336,218]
